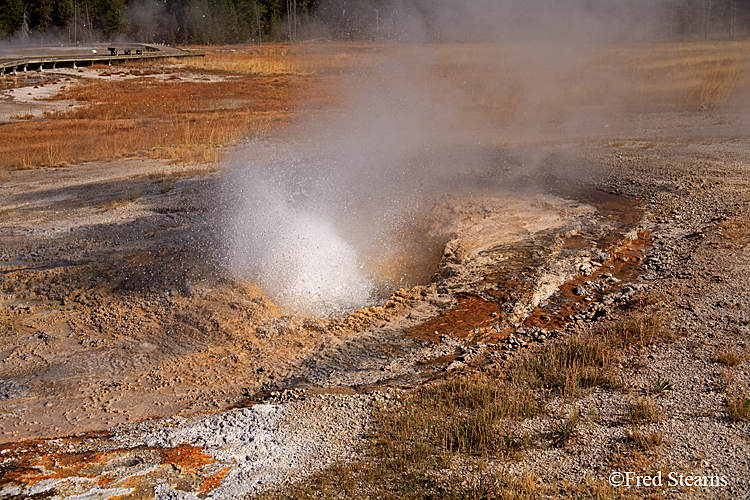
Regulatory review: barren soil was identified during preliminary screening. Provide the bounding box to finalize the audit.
[1,58,749,499]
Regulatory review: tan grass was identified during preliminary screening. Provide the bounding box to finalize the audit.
[715,350,744,367]
[101,190,141,211]
[509,306,670,400]
[727,393,750,422]
[0,48,330,170]
[155,44,380,76]
[9,113,35,120]
[263,302,674,499]
[606,312,671,349]
[0,77,302,169]
[4,40,750,170]
[511,332,621,398]
[258,376,543,499]
[628,428,665,452]
[612,40,750,109]
[625,398,661,424]
[716,218,750,250]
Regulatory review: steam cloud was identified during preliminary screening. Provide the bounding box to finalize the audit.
[224,0,677,317]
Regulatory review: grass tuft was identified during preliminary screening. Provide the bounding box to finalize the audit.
[101,190,141,211]
[627,429,664,452]
[262,302,675,499]
[605,313,670,349]
[715,350,744,367]
[550,412,579,448]
[258,378,543,499]
[626,398,661,424]
[10,113,35,120]
[378,378,542,460]
[727,393,750,422]
[511,332,620,398]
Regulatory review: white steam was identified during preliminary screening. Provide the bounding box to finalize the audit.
[223,0,688,317]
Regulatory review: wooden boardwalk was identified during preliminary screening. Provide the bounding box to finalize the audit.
[0,43,204,76]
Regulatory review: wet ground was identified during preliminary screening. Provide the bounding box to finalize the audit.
[5,107,750,496]
[0,139,649,445]
[0,142,656,499]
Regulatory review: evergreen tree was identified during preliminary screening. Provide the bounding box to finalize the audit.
[29,0,56,34]
[104,0,127,35]
[0,0,748,45]
[0,0,24,37]
[53,0,73,26]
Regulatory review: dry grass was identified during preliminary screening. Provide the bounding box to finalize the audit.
[626,398,661,424]
[606,313,671,348]
[511,331,621,398]
[101,190,142,211]
[418,39,750,130]
[604,40,750,109]
[258,377,543,500]
[0,46,348,170]
[374,378,541,463]
[627,428,665,452]
[727,393,750,422]
[260,295,673,500]
[162,45,378,76]
[509,307,668,399]
[721,347,750,422]
[147,167,218,193]
[3,40,748,170]
[715,350,744,367]
[716,218,750,250]
[163,51,299,75]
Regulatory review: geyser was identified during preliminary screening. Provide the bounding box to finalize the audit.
[224,160,375,317]
[222,0,670,317]
[223,141,440,318]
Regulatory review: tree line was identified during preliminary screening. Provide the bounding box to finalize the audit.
[1,0,749,45]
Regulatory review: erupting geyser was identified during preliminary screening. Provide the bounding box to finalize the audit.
[222,140,434,318]
[220,8,646,317]
[225,164,376,317]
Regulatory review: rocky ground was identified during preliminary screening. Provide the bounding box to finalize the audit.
[494,135,750,499]
[0,67,749,498]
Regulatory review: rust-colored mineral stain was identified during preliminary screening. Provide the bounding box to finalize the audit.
[523,230,652,330]
[407,294,499,342]
[0,442,113,489]
[198,466,232,495]
[160,444,214,473]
